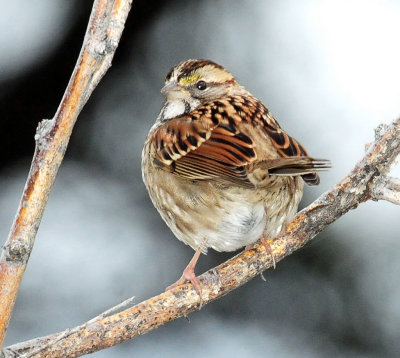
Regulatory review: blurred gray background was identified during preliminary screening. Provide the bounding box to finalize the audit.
[1,0,400,357]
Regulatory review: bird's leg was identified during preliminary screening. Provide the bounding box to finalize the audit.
[166,238,208,306]
[245,237,276,269]
[259,237,276,269]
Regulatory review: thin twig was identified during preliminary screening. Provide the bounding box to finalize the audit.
[0,0,132,348]
[3,117,400,358]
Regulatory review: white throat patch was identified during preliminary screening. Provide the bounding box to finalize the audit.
[158,97,201,122]
[159,100,187,121]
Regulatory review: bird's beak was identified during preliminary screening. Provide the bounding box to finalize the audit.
[161,81,180,94]
[161,81,189,99]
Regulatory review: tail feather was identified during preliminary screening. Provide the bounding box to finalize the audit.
[256,157,331,186]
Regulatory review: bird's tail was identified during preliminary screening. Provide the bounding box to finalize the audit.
[255,157,331,186]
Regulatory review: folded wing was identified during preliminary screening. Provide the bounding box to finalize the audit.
[151,96,330,187]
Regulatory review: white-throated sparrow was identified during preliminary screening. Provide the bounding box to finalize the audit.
[142,59,329,298]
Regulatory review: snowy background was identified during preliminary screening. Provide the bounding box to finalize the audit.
[1,0,400,357]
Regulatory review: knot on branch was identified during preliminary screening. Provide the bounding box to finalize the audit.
[90,34,118,61]
[3,240,30,264]
[375,123,389,141]
[34,119,55,151]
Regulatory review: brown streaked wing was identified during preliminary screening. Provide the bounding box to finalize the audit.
[151,100,258,186]
[152,108,219,166]
[255,100,322,185]
[253,103,307,158]
[227,95,309,158]
[173,122,257,187]
[175,154,252,187]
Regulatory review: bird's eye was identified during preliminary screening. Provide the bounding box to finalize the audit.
[196,81,207,90]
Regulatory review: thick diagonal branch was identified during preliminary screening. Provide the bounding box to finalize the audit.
[3,118,400,358]
[0,0,132,348]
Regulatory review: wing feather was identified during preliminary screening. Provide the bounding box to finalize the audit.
[150,95,329,187]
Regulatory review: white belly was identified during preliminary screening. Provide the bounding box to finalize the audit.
[207,202,266,252]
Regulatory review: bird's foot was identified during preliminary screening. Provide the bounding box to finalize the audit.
[259,237,276,269]
[166,239,207,308]
[245,237,276,270]
[166,265,202,298]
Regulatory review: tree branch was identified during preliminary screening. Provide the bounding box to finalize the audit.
[2,117,399,357]
[0,0,132,348]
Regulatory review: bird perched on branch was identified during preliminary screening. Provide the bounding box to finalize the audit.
[142,59,330,300]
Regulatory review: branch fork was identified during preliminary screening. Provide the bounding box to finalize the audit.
[371,176,400,204]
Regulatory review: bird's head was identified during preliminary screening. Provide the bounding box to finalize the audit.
[161,59,238,103]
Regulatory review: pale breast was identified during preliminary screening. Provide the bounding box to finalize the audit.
[211,196,266,251]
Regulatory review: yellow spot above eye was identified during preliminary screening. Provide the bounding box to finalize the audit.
[179,73,201,85]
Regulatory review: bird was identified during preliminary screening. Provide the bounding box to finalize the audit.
[142,59,330,300]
